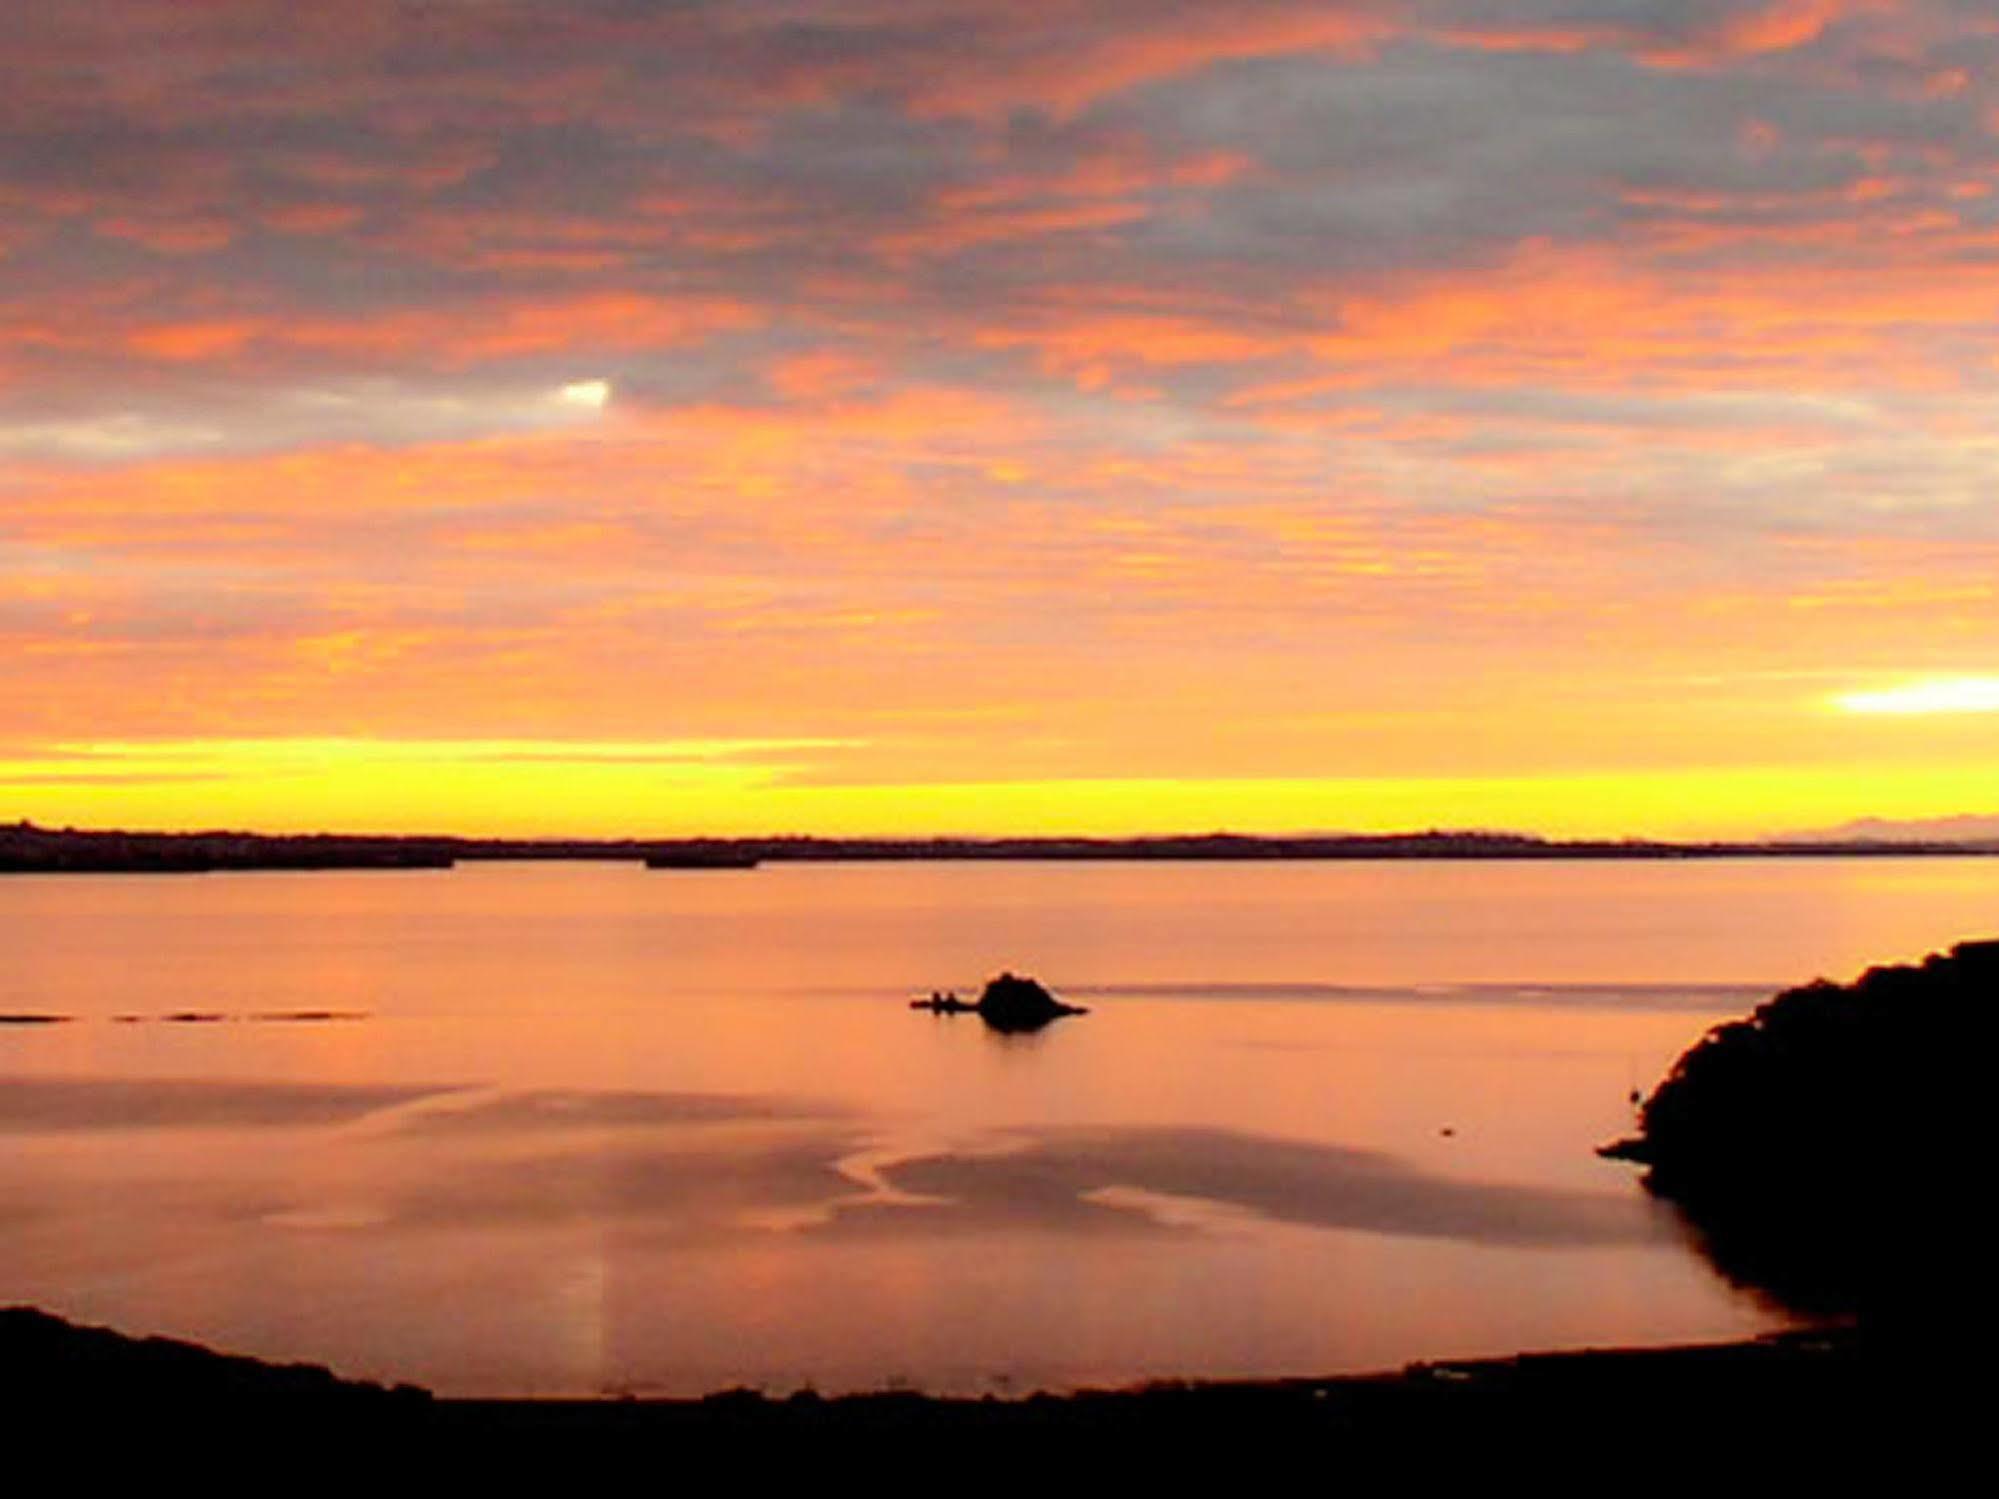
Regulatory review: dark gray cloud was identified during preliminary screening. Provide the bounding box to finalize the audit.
[6,0,1987,406]
[5,1,1998,776]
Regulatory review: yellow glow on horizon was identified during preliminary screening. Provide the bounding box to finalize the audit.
[43,736,855,767]
[1832,677,1999,716]
[7,737,1999,842]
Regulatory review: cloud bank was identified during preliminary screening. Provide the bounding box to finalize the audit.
[5,1,1999,833]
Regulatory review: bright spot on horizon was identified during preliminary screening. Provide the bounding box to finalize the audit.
[1832,677,1999,716]
[556,379,612,410]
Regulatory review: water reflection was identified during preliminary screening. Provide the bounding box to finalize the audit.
[813,1127,1665,1247]
[380,1127,870,1241]
[1659,1202,1864,1321]
[400,1087,843,1133]
[10,857,1971,1391]
[0,1076,439,1131]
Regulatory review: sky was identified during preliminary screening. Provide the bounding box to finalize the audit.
[5,0,1999,838]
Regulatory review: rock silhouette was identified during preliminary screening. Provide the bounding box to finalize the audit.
[911,973,1088,1033]
[1601,938,1999,1322]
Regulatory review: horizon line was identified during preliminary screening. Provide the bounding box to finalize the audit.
[10,817,1997,849]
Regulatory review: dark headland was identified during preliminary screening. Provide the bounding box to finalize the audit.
[1601,937,1999,1325]
[8,818,1999,874]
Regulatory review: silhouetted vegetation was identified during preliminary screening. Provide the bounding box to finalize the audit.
[0,1307,425,1405]
[10,818,1999,875]
[0,821,452,873]
[2,1305,1875,1461]
[645,845,762,869]
[1602,938,1999,1320]
[911,972,1088,1032]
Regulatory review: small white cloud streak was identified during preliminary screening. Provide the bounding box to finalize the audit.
[1,379,617,465]
[0,413,230,459]
[1832,678,1999,716]
[556,379,612,410]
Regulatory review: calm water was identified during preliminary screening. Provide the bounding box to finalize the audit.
[1,857,1988,1395]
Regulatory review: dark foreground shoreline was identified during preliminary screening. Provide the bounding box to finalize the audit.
[8,819,1999,873]
[1,1306,1910,1453]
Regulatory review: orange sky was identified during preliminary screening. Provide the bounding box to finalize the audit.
[5,1,1999,838]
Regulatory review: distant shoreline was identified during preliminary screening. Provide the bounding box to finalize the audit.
[7,820,1999,874]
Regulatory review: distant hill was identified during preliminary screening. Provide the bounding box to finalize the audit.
[9,819,1999,873]
[1787,814,1999,845]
